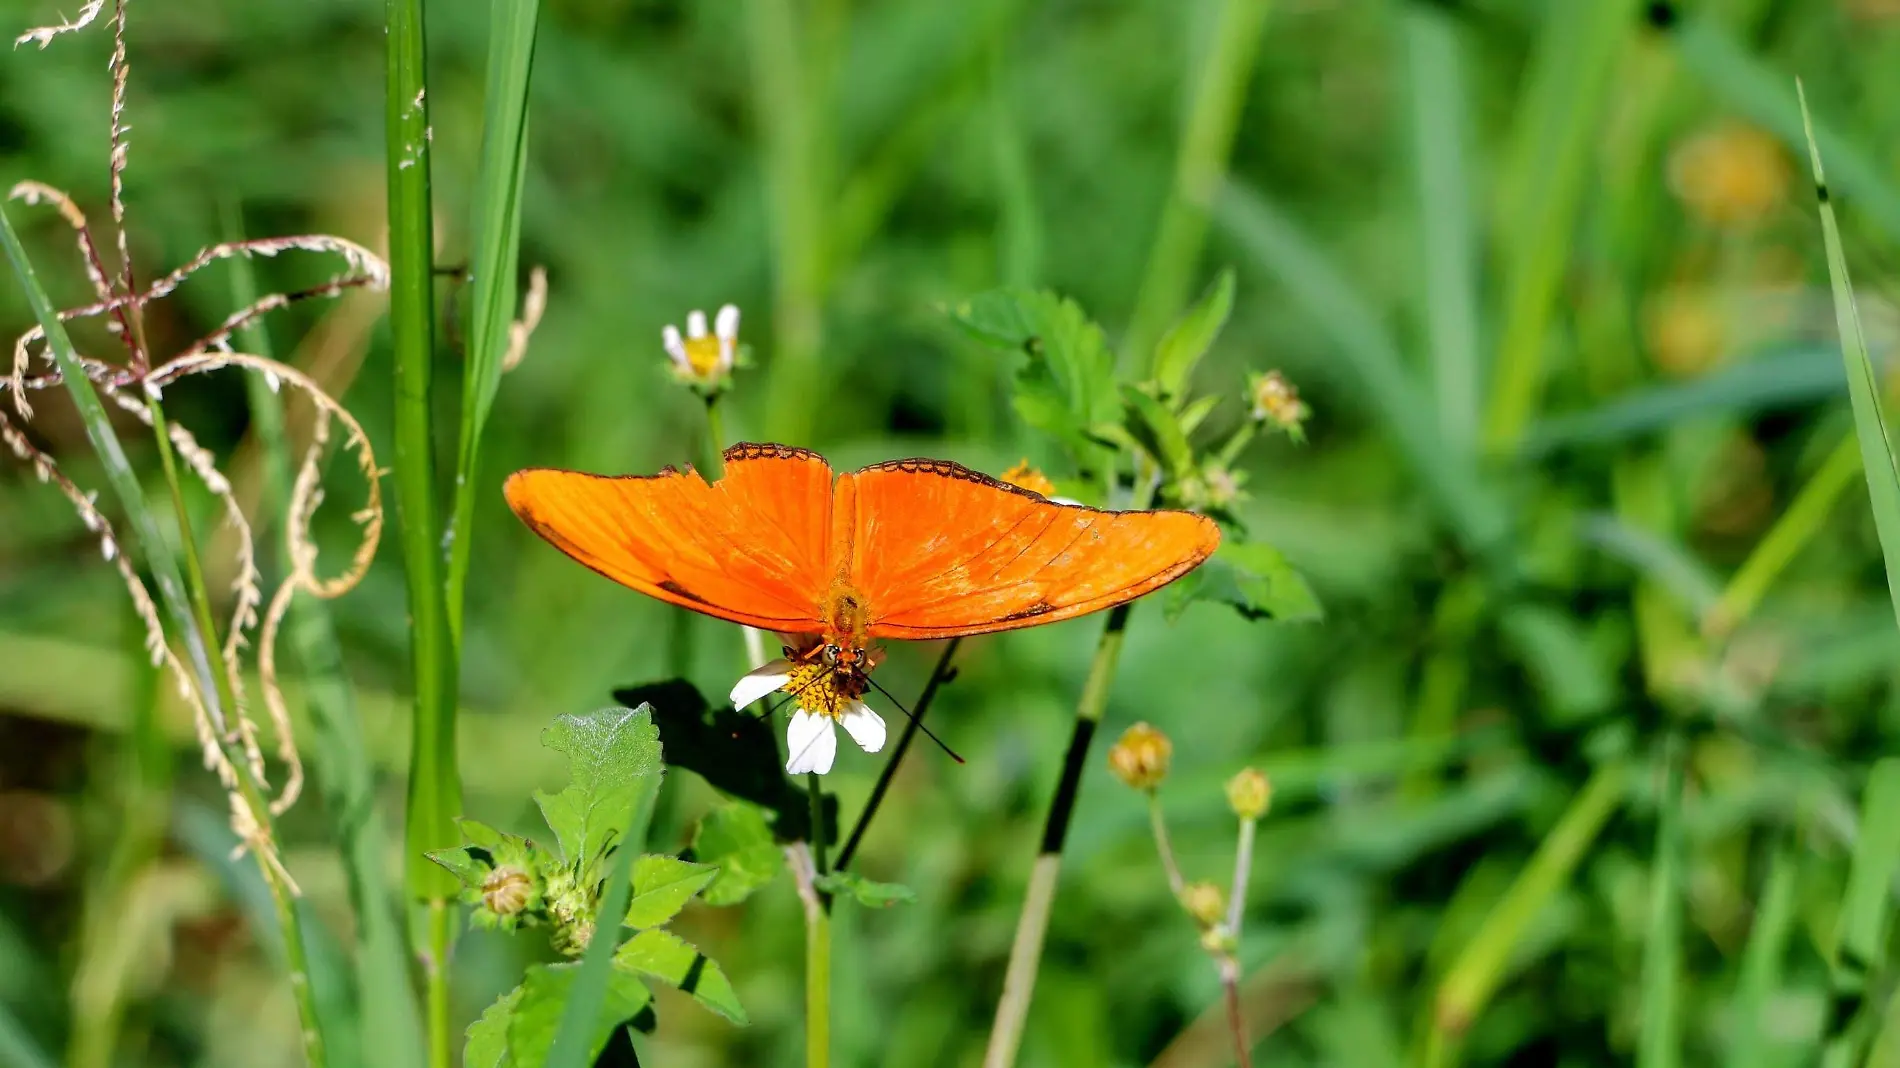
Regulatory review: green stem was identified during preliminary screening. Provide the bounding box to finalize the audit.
[1638,737,1684,1068]
[1148,792,1185,898]
[983,601,1134,1068]
[383,0,459,1060]
[704,395,729,477]
[1122,0,1272,364]
[805,776,831,1068]
[147,400,328,1068]
[1707,434,1860,637]
[835,637,962,871]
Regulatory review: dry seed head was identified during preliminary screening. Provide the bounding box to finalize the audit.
[482,866,536,916]
[1226,767,1271,821]
[1180,881,1226,928]
[1248,370,1310,439]
[1108,722,1172,791]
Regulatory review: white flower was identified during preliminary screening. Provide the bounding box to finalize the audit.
[729,656,888,775]
[662,303,741,386]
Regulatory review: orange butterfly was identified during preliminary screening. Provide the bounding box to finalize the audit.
[504,442,1220,773]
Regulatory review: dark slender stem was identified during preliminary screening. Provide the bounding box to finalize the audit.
[836,638,962,871]
[1221,957,1252,1068]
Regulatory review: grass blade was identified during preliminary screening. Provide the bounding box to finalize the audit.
[1481,0,1641,454]
[227,216,425,1068]
[1732,834,1800,1068]
[1638,739,1684,1068]
[382,0,461,1061]
[1402,2,1482,456]
[1798,83,1900,624]
[1431,762,1628,1051]
[447,0,540,644]
[1122,0,1272,364]
[0,1001,55,1068]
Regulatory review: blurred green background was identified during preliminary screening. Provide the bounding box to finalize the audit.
[7,0,1900,1064]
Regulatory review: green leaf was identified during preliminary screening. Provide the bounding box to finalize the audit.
[1153,268,1235,402]
[613,928,749,1025]
[1178,393,1222,437]
[1121,385,1195,482]
[951,289,1119,471]
[463,983,523,1068]
[614,679,835,843]
[814,870,918,908]
[1164,540,1323,624]
[691,800,784,907]
[533,707,662,878]
[624,855,717,930]
[425,847,490,891]
[482,963,651,1067]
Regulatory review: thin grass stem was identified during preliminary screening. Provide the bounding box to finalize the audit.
[1148,793,1185,898]
[1706,434,1860,637]
[836,637,961,871]
[984,600,1134,1068]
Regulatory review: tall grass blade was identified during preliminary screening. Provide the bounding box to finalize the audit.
[227,221,425,1068]
[1481,0,1640,454]
[0,1001,54,1068]
[447,0,540,644]
[1122,0,1272,364]
[382,0,461,1061]
[1732,835,1799,1068]
[1402,2,1482,456]
[1637,739,1683,1068]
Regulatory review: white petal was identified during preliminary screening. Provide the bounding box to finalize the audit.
[729,658,794,708]
[687,309,709,338]
[785,710,837,775]
[717,337,737,373]
[838,701,886,754]
[662,324,688,367]
[715,303,740,341]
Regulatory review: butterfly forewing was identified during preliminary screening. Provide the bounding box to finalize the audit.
[837,459,1220,640]
[504,444,835,633]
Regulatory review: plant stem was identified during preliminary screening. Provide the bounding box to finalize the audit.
[1706,433,1860,637]
[1148,792,1185,897]
[1122,0,1272,364]
[836,638,961,871]
[383,0,459,1060]
[983,601,1134,1068]
[1220,955,1252,1068]
[146,399,328,1068]
[805,775,831,1068]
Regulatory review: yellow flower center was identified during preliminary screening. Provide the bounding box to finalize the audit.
[683,334,724,376]
[779,658,866,719]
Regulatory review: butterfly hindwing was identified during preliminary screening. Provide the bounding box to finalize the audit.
[836,459,1220,640]
[504,444,835,632]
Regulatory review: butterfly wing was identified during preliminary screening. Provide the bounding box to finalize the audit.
[505,443,835,632]
[836,459,1220,640]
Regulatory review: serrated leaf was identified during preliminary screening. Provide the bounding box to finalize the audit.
[1164,540,1323,624]
[814,870,917,908]
[1121,384,1195,481]
[623,855,717,930]
[463,982,524,1068]
[613,928,749,1025]
[504,962,652,1066]
[691,800,783,906]
[426,846,491,891]
[951,289,1119,473]
[1155,268,1235,401]
[533,707,662,878]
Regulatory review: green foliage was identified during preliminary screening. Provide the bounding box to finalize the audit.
[443,707,743,1067]
[692,801,785,907]
[1152,268,1235,404]
[1165,540,1323,624]
[813,871,918,909]
[952,288,1120,479]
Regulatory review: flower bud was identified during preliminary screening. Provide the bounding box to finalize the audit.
[1107,722,1172,791]
[1247,370,1310,444]
[1226,767,1271,821]
[1180,881,1225,928]
[1668,121,1788,228]
[1000,460,1058,498]
[482,865,536,917]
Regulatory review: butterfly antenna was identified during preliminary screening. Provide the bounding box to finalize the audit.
[866,675,964,764]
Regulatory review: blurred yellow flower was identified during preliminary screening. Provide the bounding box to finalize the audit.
[1643,288,1726,378]
[1000,460,1058,498]
[1667,121,1790,227]
[1226,767,1271,821]
[1248,370,1309,441]
[663,303,740,387]
[1180,881,1226,927]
